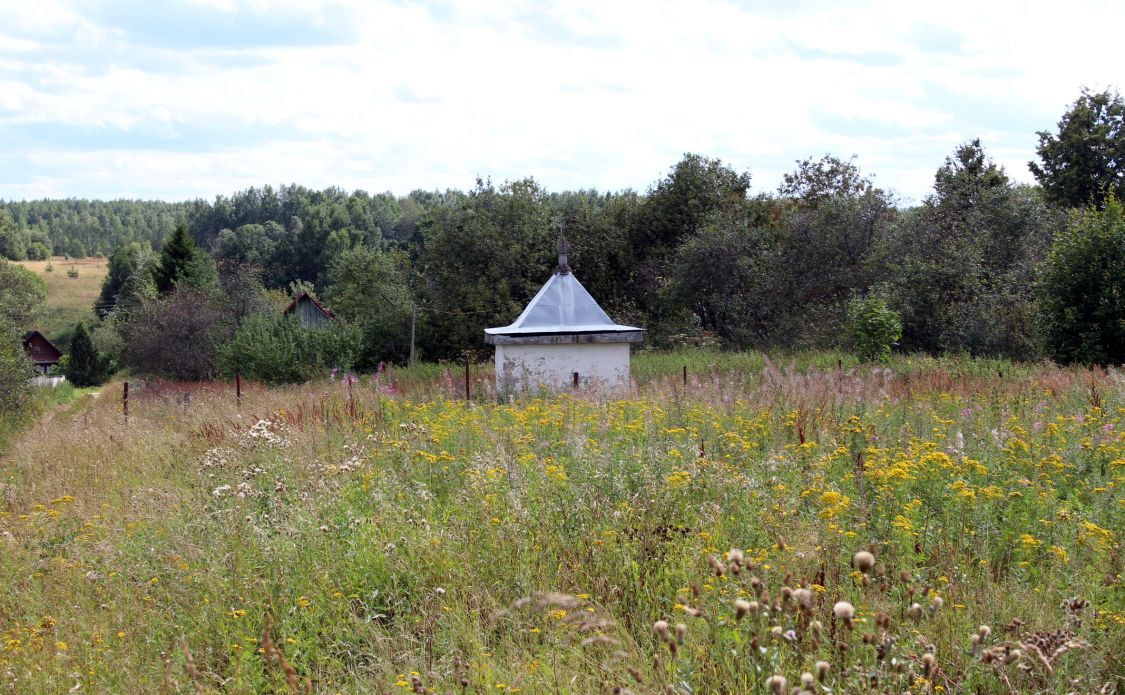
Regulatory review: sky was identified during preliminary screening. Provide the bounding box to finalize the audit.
[0,0,1122,204]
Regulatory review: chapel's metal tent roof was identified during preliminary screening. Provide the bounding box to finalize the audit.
[484,271,642,335]
[484,234,643,337]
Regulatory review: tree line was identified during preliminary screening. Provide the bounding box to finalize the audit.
[2,87,1124,394]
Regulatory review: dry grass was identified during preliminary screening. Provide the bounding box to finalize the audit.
[16,256,108,340]
[0,355,1121,693]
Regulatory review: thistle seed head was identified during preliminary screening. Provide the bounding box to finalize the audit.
[734,599,751,622]
[791,587,813,609]
[815,660,830,680]
[853,550,876,573]
[765,675,787,694]
[833,600,855,620]
[921,652,936,677]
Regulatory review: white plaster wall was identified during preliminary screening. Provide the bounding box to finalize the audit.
[495,342,631,393]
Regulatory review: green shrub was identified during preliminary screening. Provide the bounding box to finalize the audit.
[847,293,902,363]
[218,313,360,385]
[26,243,50,261]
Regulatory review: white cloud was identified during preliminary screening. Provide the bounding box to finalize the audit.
[0,0,1122,201]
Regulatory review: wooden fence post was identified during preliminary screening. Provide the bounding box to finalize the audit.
[683,365,687,386]
[409,303,417,367]
[123,381,129,422]
[464,357,471,401]
[236,373,242,408]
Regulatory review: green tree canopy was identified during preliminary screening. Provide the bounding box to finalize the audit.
[635,154,751,256]
[887,140,1057,358]
[670,209,783,346]
[323,247,414,368]
[0,210,26,261]
[0,260,47,329]
[778,154,873,203]
[1040,197,1125,365]
[419,178,555,357]
[1030,88,1125,209]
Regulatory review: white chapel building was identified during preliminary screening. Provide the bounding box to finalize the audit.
[484,235,644,393]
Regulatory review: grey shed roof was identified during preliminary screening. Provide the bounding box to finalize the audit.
[485,269,643,336]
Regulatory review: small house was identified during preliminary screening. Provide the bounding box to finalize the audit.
[283,291,335,328]
[484,235,643,392]
[22,331,63,374]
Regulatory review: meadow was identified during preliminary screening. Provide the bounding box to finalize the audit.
[16,256,108,342]
[0,354,1121,693]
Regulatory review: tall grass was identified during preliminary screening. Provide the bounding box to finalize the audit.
[0,383,87,454]
[0,354,1121,693]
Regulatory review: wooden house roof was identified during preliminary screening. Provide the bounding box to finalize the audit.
[282,291,335,320]
[22,330,63,365]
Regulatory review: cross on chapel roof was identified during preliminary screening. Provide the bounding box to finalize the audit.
[556,225,571,275]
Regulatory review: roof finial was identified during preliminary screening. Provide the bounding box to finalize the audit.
[556,221,571,275]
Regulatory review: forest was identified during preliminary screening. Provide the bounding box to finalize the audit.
[2,87,1124,378]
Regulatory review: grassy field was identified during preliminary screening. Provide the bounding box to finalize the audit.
[16,256,108,342]
[0,354,1121,693]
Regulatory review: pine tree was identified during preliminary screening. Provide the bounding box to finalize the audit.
[96,242,143,317]
[66,321,101,387]
[152,223,216,294]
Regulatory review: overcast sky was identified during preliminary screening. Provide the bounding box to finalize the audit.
[0,0,1121,203]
